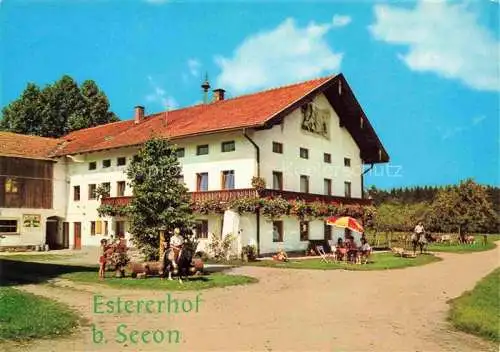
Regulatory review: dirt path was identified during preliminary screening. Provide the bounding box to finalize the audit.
[3,245,499,352]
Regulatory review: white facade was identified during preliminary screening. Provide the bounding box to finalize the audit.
[1,93,369,255]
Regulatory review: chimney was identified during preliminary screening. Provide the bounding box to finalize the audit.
[213,88,226,102]
[134,106,144,124]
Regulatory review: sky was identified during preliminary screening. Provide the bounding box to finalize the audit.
[1,0,499,189]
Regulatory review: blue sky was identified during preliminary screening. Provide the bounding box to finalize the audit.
[1,0,499,189]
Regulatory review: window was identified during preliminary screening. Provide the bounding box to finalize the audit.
[272,221,283,242]
[101,183,111,198]
[116,221,125,237]
[117,157,126,166]
[95,221,102,235]
[300,175,309,193]
[104,221,109,236]
[300,221,309,241]
[5,178,19,193]
[324,153,331,163]
[221,170,235,190]
[344,181,352,198]
[344,158,351,167]
[324,179,332,196]
[324,223,332,241]
[194,220,209,239]
[88,184,97,200]
[177,175,184,185]
[272,171,283,190]
[89,162,96,170]
[221,141,235,152]
[73,186,80,201]
[117,181,126,197]
[176,148,185,158]
[0,219,18,233]
[196,173,209,191]
[272,142,283,154]
[90,221,96,236]
[103,159,111,168]
[300,148,309,159]
[196,144,209,155]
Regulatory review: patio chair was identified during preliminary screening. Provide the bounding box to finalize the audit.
[315,245,331,263]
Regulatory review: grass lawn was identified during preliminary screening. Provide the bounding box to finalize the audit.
[0,287,82,341]
[62,271,257,291]
[428,234,500,254]
[448,268,500,342]
[244,252,441,271]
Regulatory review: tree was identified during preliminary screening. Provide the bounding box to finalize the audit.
[428,179,498,235]
[1,75,118,138]
[0,83,43,135]
[126,138,194,260]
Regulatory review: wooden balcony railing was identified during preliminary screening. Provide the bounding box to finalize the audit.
[101,189,372,207]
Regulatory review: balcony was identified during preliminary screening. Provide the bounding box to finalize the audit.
[101,189,371,207]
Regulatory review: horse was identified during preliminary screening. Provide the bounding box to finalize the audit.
[161,246,194,284]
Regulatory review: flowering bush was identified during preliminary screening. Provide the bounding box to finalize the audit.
[191,199,226,215]
[106,237,130,276]
[289,199,313,220]
[97,204,131,217]
[260,197,290,220]
[229,197,261,214]
[207,233,235,261]
[251,176,266,190]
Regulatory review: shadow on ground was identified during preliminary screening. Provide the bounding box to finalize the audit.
[0,257,233,287]
[0,259,96,286]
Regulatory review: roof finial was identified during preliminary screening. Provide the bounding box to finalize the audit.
[201,72,211,104]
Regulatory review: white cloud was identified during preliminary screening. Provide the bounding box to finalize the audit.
[439,115,488,140]
[332,15,352,27]
[369,1,499,92]
[215,17,343,94]
[187,59,201,78]
[145,76,178,110]
[472,115,486,125]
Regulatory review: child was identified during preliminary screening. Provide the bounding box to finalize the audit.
[98,239,108,280]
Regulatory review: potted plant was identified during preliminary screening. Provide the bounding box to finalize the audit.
[241,245,257,262]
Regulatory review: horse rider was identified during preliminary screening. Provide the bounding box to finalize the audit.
[413,222,426,254]
[169,227,184,264]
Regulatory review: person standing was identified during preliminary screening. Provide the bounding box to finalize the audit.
[98,239,109,280]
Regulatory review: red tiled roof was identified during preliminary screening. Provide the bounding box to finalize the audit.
[0,132,61,160]
[52,75,334,156]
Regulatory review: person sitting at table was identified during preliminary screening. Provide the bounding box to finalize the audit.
[336,238,347,262]
[345,237,358,263]
[359,238,372,264]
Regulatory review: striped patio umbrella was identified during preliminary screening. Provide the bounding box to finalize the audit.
[325,216,364,233]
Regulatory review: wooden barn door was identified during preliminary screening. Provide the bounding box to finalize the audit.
[63,222,69,249]
[73,222,81,250]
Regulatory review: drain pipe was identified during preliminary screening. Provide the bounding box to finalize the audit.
[361,163,375,199]
[243,129,260,177]
[243,129,261,256]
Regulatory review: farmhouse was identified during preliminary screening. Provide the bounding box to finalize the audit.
[0,74,389,255]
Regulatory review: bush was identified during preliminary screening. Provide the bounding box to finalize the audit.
[207,233,235,261]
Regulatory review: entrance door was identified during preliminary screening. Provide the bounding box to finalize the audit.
[63,222,69,249]
[73,222,81,250]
